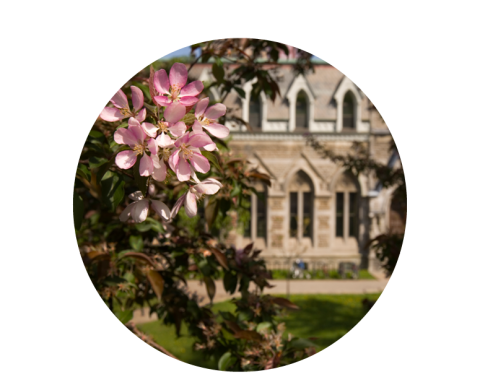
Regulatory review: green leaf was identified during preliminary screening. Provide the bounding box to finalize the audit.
[114,309,133,324]
[233,87,246,99]
[100,171,125,211]
[201,151,222,171]
[76,164,91,181]
[89,156,108,169]
[96,157,115,181]
[205,198,219,228]
[123,272,135,283]
[182,113,196,126]
[223,271,237,294]
[290,337,318,350]
[204,276,216,304]
[212,59,225,82]
[73,192,84,230]
[104,275,126,286]
[116,122,128,129]
[89,130,105,139]
[129,235,143,252]
[133,158,148,196]
[256,322,272,333]
[135,217,164,233]
[218,352,236,371]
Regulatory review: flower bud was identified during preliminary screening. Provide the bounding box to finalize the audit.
[148,184,156,196]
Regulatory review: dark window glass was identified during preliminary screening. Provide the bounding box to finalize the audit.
[302,192,312,237]
[249,97,262,131]
[256,192,266,238]
[343,92,355,129]
[295,91,308,130]
[349,192,357,237]
[243,195,252,237]
[336,192,344,237]
[289,192,298,237]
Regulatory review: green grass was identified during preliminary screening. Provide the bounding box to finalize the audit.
[185,269,377,281]
[137,293,380,369]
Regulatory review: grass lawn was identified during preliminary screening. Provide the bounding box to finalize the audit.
[185,269,377,281]
[137,293,381,369]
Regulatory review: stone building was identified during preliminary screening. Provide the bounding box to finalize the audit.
[190,58,404,272]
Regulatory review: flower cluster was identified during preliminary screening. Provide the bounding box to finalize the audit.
[99,63,229,223]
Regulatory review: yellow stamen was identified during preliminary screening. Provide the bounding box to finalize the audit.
[119,107,132,117]
[133,144,145,156]
[180,143,193,160]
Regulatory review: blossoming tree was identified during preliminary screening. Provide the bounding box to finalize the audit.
[74,40,318,371]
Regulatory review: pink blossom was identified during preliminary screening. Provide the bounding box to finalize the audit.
[171,179,222,218]
[114,123,157,176]
[100,86,147,123]
[141,100,187,140]
[192,97,229,139]
[153,63,204,121]
[168,132,215,182]
[120,191,171,223]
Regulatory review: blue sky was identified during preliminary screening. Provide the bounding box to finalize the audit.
[161,45,320,60]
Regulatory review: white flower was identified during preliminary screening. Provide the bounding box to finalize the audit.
[170,178,222,218]
[120,191,170,223]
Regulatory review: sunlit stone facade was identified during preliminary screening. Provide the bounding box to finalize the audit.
[190,60,403,271]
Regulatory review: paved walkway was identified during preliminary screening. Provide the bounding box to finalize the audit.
[132,277,389,324]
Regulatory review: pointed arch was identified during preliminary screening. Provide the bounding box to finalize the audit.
[333,76,363,132]
[285,74,315,132]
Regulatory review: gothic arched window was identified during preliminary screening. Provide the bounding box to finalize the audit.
[249,95,262,132]
[342,91,355,131]
[335,173,358,239]
[295,90,308,131]
[289,171,313,240]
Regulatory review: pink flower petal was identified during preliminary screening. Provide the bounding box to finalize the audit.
[195,179,222,195]
[170,193,186,218]
[135,108,147,123]
[139,154,154,176]
[129,124,146,144]
[111,89,128,109]
[150,200,171,221]
[131,199,149,223]
[168,122,186,137]
[116,150,137,169]
[100,107,123,122]
[178,96,199,106]
[176,157,191,181]
[142,122,158,138]
[154,69,170,94]
[169,63,188,88]
[154,96,171,106]
[121,127,139,147]
[168,149,180,170]
[184,191,198,217]
[205,103,227,120]
[128,117,141,126]
[120,202,135,222]
[204,123,230,138]
[114,127,129,144]
[147,138,157,155]
[188,133,213,148]
[164,103,186,123]
[174,133,190,148]
[195,98,209,117]
[152,156,167,181]
[180,80,204,97]
[190,152,210,173]
[156,132,174,148]
[192,120,203,134]
[131,86,144,112]
[202,142,217,152]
